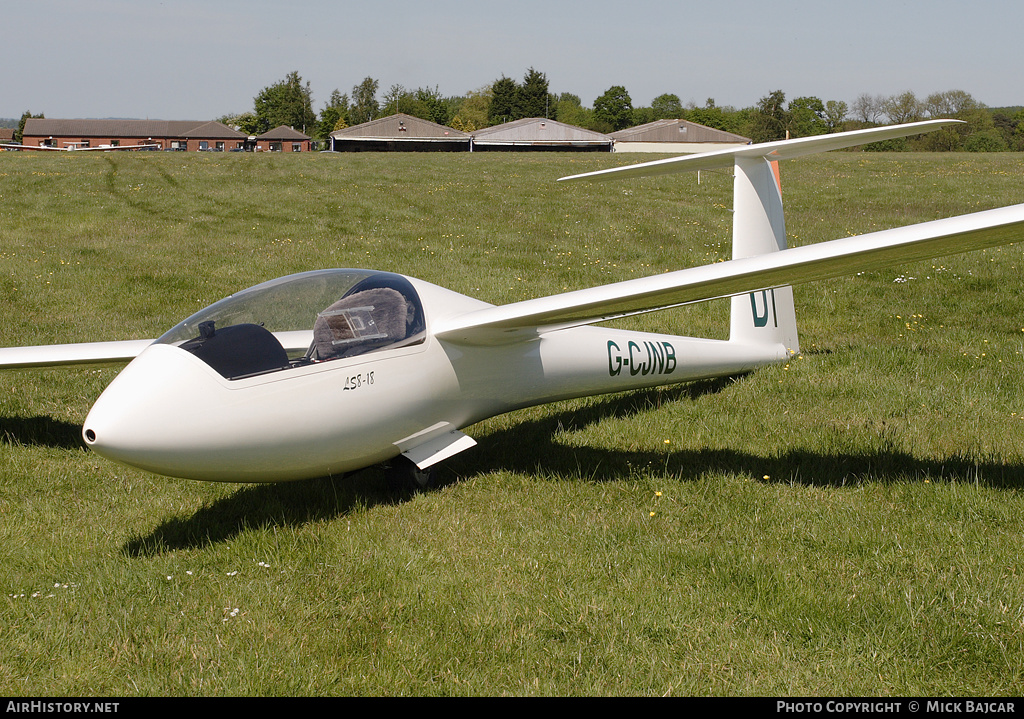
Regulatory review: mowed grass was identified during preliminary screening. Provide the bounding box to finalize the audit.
[1,149,1023,696]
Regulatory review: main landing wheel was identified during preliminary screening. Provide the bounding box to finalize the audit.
[385,455,436,492]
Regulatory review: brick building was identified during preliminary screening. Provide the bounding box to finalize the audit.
[21,118,247,151]
[254,125,313,152]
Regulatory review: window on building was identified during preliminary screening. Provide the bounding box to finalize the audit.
[292,143,302,152]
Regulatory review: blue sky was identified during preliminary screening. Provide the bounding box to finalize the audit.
[3,0,1021,121]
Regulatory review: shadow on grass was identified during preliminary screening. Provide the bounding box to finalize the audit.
[444,378,1024,490]
[123,466,398,556]
[0,415,84,449]
[123,375,1024,555]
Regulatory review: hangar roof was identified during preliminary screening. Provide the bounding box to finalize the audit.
[610,119,750,144]
[332,113,468,140]
[256,125,312,141]
[472,118,612,146]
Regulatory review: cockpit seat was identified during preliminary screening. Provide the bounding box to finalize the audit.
[180,322,291,379]
[312,287,410,361]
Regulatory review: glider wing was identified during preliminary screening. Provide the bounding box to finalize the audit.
[0,340,154,369]
[433,204,1024,345]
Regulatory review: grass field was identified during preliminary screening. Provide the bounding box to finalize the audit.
[1,149,1023,696]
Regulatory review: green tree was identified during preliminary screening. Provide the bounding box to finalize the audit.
[924,89,978,118]
[991,110,1017,149]
[317,90,348,139]
[382,84,422,117]
[964,129,1008,152]
[15,111,44,143]
[650,93,683,119]
[552,93,591,128]
[683,98,749,136]
[253,71,316,134]
[1012,109,1024,151]
[414,86,455,126]
[787,96,826,137]
[918,90,990,151]
[686,99,727,131]
[749,90,789,142]
[317,107,341,137]
[593,85,634,131]
[823,100,848,132]
[349,77,380,126]
[221,112,261,135]
[488,76,518,124]
[517,67,550,118]
[881,91,922,124]
[631,107,657,126]
[450,85,492,131]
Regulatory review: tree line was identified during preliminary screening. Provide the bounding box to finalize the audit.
[11,68,1020,151]
[226,69,1021,151]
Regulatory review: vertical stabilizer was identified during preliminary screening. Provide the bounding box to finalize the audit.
[728,157,799,354]
[556,120,967,358]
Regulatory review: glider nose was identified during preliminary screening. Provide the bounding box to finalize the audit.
[82,344,220,477]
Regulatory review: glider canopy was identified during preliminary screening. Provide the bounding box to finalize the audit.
[156,269,426,379]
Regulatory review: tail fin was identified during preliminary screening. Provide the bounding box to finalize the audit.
[559,120,964,356]
[729,156,798,353]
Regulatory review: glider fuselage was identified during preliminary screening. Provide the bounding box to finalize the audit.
[82,276,785,482]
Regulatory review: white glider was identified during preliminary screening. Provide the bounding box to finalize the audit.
[1,120,1022,486]
[1,143,158,152]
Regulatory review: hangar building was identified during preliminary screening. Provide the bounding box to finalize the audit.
[330,114,470,152]
[471,118,612,152]
[610,119,750,153]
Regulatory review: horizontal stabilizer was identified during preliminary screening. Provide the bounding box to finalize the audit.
[558,120,962,183]
[434,203,1024,345]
